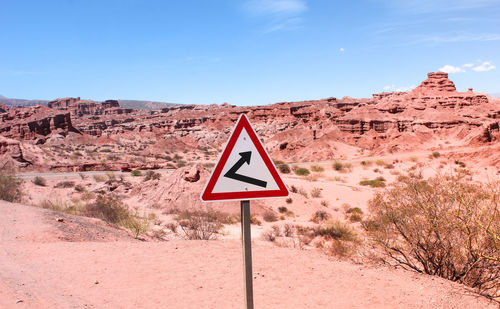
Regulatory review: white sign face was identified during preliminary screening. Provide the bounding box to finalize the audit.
[211,127,280,193]
[200,114,289,202]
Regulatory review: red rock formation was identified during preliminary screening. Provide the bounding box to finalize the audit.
[1,72,499,166]
[0,105,77,140]
[0,136,32,167]
[413,72,456,93]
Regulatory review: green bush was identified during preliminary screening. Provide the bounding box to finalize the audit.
[315,220,358,241]
[131,170,142,176]
[359,179,386,188]
[294,167,310,176]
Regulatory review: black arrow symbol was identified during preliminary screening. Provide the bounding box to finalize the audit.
[224,151,268,188]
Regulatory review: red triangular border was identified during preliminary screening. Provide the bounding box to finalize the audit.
[201,114,289,202]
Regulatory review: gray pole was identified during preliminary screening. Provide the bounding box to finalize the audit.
[240,200,254,309]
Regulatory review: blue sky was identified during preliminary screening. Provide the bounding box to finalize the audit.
[1,0,499,105]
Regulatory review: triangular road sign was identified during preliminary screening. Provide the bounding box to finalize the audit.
[201,114,289,202]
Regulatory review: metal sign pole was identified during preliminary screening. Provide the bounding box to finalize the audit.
[240,200,254,309]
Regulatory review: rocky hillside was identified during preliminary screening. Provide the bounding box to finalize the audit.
[0,72,499,170]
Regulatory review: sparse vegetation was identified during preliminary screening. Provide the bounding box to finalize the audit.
[54,181,75,188]
[131,170,142,176]
[365,173,500,298]
[359,178,386,188]
[144,170,161,181]
[375,159,386,166]
[310,187,322,198]
[0,170,23,202]
[263,211,279,222]
[297,187,308,198]
[277,163,291,174]
[294,167,310,176]
[33,176,47,187]
[333,160,353,173]
[431,151,441,158]
[311,165,324,172]
[175,209,231,240]
[345,207,363,222]
[285,198,293,204]
[278,206,289,213]
[93,175,106,182]
[310,210,330,223]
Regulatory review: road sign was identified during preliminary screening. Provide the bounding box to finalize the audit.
[200,114,289,202]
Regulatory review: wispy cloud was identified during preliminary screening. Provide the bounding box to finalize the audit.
[472,61,496,72]
[243,0,308,32]
[438,61,496,73]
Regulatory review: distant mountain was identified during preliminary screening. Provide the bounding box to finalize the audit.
[490,93,500,98]
[0,94,180,110]
[0,94,49,107]
[117,100,179,110]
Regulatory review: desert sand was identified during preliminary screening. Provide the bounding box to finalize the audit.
[1,201,497,309]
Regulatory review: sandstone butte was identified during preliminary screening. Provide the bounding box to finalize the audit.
[0,72,499,171]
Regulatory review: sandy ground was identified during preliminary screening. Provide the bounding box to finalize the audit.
[1,201,497,309]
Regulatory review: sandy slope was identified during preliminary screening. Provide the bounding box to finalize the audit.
[0,201,497,309]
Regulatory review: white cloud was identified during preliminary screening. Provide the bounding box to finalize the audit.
[472,61,496,72]
[339,47,345,52]
[462,63,474,67]
[439,65,465,73]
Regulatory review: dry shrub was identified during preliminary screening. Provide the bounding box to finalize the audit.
[262,229,277,242]
[54,181,75,188]
[85,195,131,224]
[144,170,161,181]
[310,210,331,223]
[263,211,278,222]
[283,223,294,237]
[365,173,500,298]
[93,175,106,182]
[33,176,47,186]
[175,208,230,240]
[359,179,386,188]
[277,163,291,174]
[0,170,23,202]
[165,222,178,233]
[310,187,322,198]
[345,207,364,222]
[298,187,308,198]
[311,165,324,172]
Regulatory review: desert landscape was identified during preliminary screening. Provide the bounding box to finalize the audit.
[1,70,500,308]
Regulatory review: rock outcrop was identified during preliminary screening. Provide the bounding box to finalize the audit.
[1,72,499,166]
[0,105,78,140]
